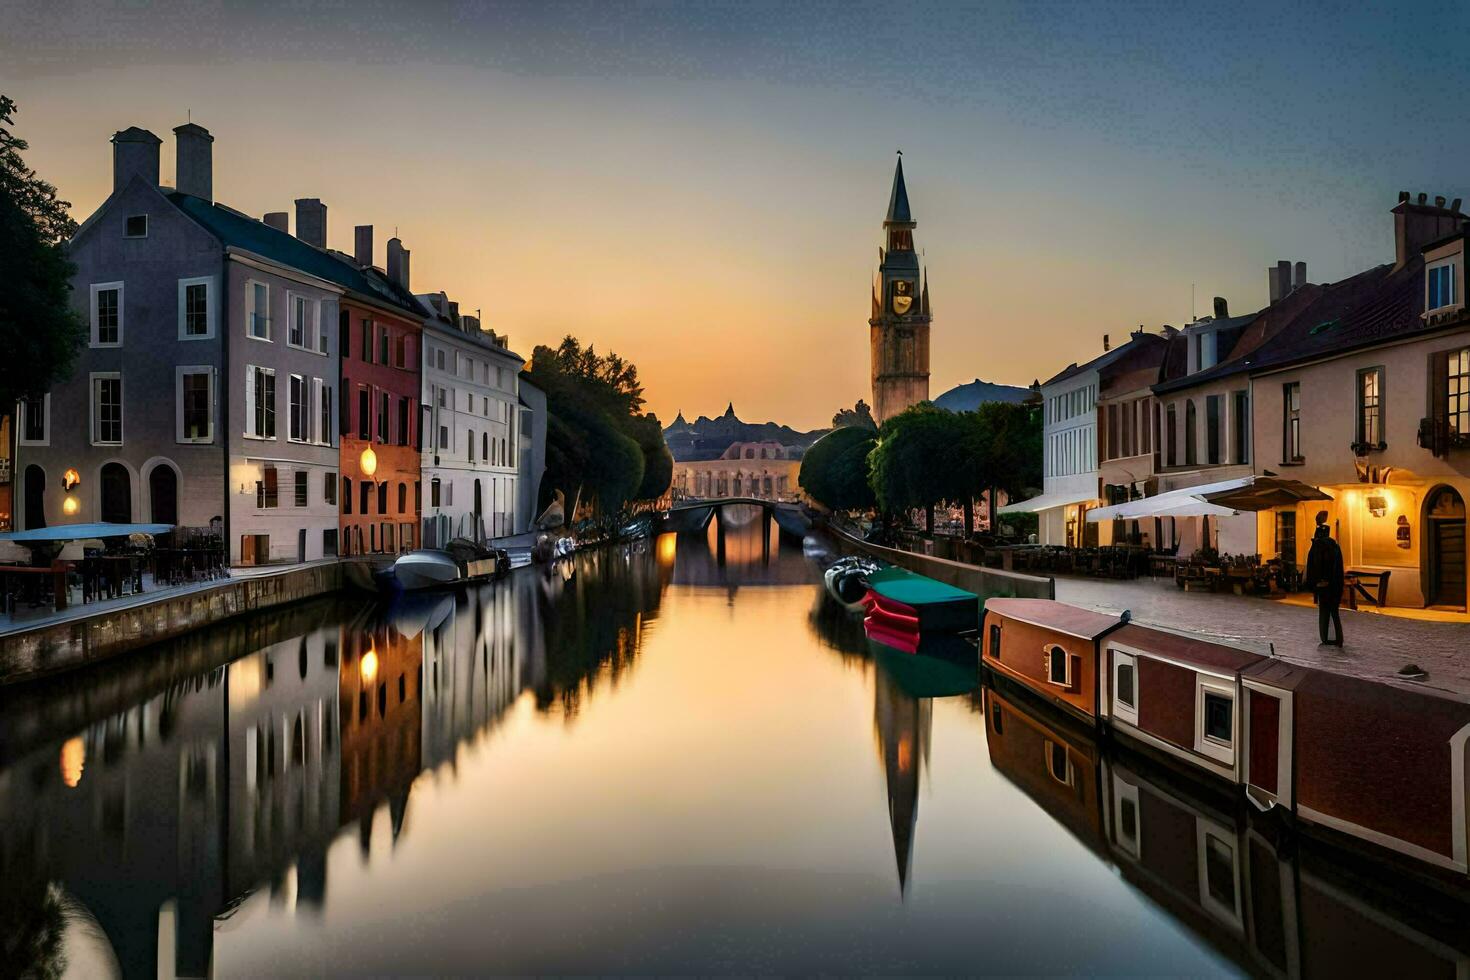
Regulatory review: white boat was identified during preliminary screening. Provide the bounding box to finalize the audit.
[387,538,508,592]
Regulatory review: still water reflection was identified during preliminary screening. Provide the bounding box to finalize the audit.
[2,507,1468,976]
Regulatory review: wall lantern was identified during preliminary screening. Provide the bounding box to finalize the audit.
[359,446,378,477]
[360,648,379,684]
[62,496,81,516]
[62,468,80,491]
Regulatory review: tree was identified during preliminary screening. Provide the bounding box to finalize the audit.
[0,95,86,412]
[525,336,666,527]
[866,403,965,534]
[800,426,877,511]
[976,400,1043,529]
[831,398,876,431]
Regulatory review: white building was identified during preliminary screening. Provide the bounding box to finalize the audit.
[1001,339,1147,545]
[417,292,525,545]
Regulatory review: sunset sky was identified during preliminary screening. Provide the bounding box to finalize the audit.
[8,1,1470,430]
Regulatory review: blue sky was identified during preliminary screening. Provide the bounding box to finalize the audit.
[7,0,1468,427]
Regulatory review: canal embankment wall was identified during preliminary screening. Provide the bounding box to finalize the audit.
[827,524,1055,601]
[0,562,353,686]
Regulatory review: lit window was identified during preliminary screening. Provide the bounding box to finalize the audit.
[1449,350,1470,436]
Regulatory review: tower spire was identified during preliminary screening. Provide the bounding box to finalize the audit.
[885,153,913,226]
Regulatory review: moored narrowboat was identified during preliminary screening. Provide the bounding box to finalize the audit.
[862,566,979,634]
[981,598,1125,725]
[1100,623,1267,783]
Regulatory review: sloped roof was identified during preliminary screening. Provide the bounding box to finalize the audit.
[1245,257,1424,374]
[165,192,421,315]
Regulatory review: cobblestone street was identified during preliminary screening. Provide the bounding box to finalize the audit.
[1055,574,1470,699]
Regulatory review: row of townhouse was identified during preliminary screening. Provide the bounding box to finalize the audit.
[7,121,545,566]
[1005,191,1470,611]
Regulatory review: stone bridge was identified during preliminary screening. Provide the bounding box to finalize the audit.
[661,497,811,539]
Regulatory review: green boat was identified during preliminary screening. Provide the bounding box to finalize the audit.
[863,566,980,634]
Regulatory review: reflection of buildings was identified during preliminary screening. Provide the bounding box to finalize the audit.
[0,533,683,975]
[669,513,813,590]
[872,665,931,894]
[339,614,423,852]
[983,684,1470,977]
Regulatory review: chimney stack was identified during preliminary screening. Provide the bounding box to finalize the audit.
[1269,260,1295,303]
[1294,261,1308,291]
[1212,296,1229,319]
[354,225,374,267]
[172,123,214,201]
[386,237,410,289]
[294,198,327,249]
[1394,191,1463,269]
[1102,333,1110,351]
[263,212,289,232]
[111,127,161,191]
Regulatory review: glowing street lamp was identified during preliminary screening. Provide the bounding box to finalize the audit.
[360,648,379,684]
[359,446,378,477]
[62,496,80,516]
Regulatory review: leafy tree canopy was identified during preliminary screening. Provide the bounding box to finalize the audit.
[0,95,86,412]
[800,426,877,512]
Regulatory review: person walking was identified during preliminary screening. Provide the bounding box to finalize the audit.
[1305,523,1345,645]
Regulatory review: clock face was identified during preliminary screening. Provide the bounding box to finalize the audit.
[892,279,914,315]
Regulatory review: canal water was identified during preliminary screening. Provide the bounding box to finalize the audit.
[2,507,1465,976]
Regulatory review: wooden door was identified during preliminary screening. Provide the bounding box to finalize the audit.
[1433,520,1466,606]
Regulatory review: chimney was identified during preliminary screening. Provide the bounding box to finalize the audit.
[386,237,410,289]
[354,225,374,267]
[1294,261,1307,291]
[1393,191,1464,269]
[263,212,289,232]
[447,300,460,325]
[294,198,326,249]
[1212,296,1229,319]
[111,127,161,191]
[1103,333,1110,351]
[172,123,214,201]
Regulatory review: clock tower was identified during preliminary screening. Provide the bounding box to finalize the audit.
[869,154,931,425]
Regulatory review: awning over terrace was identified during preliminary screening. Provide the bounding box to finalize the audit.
[0,522,174,542]
[1086,476,1330,522]
[996,489,1098,515]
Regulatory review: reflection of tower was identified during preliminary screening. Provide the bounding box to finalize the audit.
[870,154,932,425]
[873,666,931,895]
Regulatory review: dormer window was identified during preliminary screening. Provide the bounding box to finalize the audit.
[1428,261,1458,311]
[125,214,147,238]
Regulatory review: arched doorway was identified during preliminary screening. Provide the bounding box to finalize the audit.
[149,465,178,525]
[100,463,131,524]
[23,465,45,529]
[1425,486,1466,608]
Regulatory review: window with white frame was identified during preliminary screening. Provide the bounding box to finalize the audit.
[318,302,330,353]
[1112,650,1137,722]
[91,282,123,347]
[1046,644,1070,687]
[177,366,214,443]
[1428,261,1458,311]
[1195,679,1236,766]
[294,469,308,507]
[246,365,276,438]
[436,348,446,370]
[289,294,311,348]
[1282,382,1302,461]
[19,395,48,445]
[316,380,332,446]
[91,373,122,445]
[178,277,213,339]
[247,281,271,340]
[1111,776,1141,859]
[288,375,307,442]
[1197,825,1242,926]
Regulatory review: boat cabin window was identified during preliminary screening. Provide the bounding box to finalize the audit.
[1198,828,1242,926]
[1119,796,1137,842]
[1116,661,1135,710]
[1203,692,1233,744]
[989,623,1002,660]
[1045,740,1073,786]
[1046,645,1070,686]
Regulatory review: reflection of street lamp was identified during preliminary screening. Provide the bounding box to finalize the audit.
[360,648,379,684]
[359,445,378,477]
